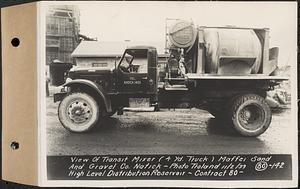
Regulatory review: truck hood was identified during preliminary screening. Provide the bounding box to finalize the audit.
[67,66,115,80]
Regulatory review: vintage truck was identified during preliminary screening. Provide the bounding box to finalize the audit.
[54,20,288,137]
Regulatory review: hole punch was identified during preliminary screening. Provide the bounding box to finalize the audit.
[11,38,20,47]
[10,141,19,150]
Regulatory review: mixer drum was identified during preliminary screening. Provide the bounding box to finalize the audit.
[168,20,197,49]
[204,28,262,75]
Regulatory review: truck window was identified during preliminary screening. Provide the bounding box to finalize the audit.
[119,50,148,73]
[131,58,147,73]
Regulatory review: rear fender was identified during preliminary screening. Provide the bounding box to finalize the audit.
[64,79,112,112]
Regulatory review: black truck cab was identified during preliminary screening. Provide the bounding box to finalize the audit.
[116,46,158,95]
[54,46,159,119]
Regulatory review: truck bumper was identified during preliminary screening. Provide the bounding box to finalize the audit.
[54,92,67,103]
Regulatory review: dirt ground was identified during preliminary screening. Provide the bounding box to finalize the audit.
[46,96,294,156]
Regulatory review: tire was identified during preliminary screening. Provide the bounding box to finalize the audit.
[58,92,100,132]
[230,94,272,137]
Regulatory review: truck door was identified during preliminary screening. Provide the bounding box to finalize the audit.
[117,48,155,94]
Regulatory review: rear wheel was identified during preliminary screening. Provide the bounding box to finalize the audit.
[58,92,100,132]
[230,94,272,137]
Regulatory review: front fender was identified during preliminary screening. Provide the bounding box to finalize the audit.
[64,79,112,112]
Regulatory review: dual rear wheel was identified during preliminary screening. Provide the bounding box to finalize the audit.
[209,94,272,137]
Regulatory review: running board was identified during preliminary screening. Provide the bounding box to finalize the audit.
[164,85,188,91]
[123,107,155,112]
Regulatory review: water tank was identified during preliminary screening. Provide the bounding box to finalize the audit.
[168,20,197,49]
[204,28,262,75]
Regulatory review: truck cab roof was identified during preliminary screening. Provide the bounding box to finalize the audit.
[126,45,156,50]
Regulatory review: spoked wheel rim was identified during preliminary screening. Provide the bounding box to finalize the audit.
[66,99,93,125]
[238,104,265,131]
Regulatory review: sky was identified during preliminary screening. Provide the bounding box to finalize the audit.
[50,1,297,67]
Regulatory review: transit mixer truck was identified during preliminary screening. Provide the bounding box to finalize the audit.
[54,20,288,137]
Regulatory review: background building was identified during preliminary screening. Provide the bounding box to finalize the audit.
[72,41,169,82]
[46,5,80,86]
[46,5,80,65]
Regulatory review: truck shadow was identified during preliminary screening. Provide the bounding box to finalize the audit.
[92,117,122,132]
[129,121,157,132]
[205,118,267,149]
[92,115,262,139]
[58,115,268,155]
[94,116,158,133]
[206,118,239,136]
[206,118,267,147]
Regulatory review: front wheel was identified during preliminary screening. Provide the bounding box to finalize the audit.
[230,94,272,137]
[58,92,100,132]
